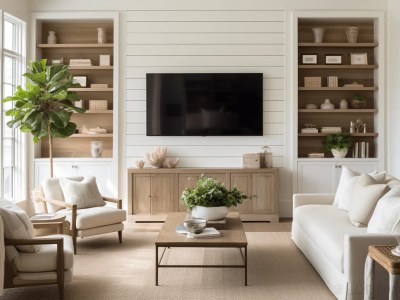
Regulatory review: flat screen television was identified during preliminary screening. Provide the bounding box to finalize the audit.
[146,73,263,136]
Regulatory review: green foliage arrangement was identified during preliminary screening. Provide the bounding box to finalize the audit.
[181,175,247,209]
[1,59,86,177]
[323,132,354,150]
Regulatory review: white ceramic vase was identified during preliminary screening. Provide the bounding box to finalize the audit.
[97,27,106,44]
[345,26,359,43]
[47,31,57,44]
[191,206,229,221]
[311,27,325,43]
[331,148,348,158]
[90,141,103,158]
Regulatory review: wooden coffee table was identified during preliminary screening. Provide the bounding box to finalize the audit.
[155,212,248,286]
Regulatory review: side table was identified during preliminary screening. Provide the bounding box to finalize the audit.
[31,213,68,234]
[364,245,400,300]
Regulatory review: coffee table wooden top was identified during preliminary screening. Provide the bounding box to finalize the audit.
[156,212,247,247]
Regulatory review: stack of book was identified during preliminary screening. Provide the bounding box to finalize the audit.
[301,128,318,133]
[321,127,342,133]
[176,224,221,238]
[69,59,92,67]
[308,153,325,158]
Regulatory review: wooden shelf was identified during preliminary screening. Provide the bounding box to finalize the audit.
[298,133,378,137]
[299,109,377,113]
[298,64,378,69]
[70,133,113,138]
[69,87,113,92]
[37,43,113,48]
[69,66,113,70]
[298,42,378,47]
[299,87,377,91]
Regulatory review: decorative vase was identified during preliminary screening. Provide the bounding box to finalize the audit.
[345,26,359,43]
[90,141,103,158]
[311,27,325,43]
[191,206,229,221]
[47,31,57,44]
[339,99,348,109]
[97,27,106,44]
[320,99,334,110]
[331,148,348,158]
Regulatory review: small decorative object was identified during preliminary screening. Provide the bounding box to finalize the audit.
[350,53,368,65]
[89,100,108,110]
[363,123,367,133]
[301,54,317,64]
[345,26,359,43]
[304,77,321,87]
[69,59,92,67]
[47,31,57,44]
[340,99,348,109]
[181,175,247,221]
[134,159,145,169]
[344,82,364,87]
[99,54,111,66]
[327,76,338,87]
[72,76,87,87]
[350,121,355,133]
[144,146,167,168]
[321,127,342,134]
[320,99,334,110]
[325,55,342,65]
[52,57,64,65]
[183,218,207,233]
[163,157,180,168]
[311,27,325,43]
[90,83,109,88]
[97,27,107,44]
[88,126,107,134]
[242,153,260,168]
[90,141,103,158]
[355,119,364,133]
[305,104,317,109]
[350,93,367,109]
[261,145,273,168]
[323,133,354,158]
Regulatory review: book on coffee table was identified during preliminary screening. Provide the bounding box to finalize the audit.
[176,224,221,238]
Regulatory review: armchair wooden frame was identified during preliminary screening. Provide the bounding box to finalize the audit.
[35,195,123,254]
[4,237,65,300]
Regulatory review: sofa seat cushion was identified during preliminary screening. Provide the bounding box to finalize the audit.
[6,234,74,273]
[61,206,126,230]
[294,205,366,272]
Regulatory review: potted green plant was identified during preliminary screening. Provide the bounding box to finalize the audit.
[350,93,367,109]
[2,59,86,177]
[181,175,247,220]
[323,132,354,158]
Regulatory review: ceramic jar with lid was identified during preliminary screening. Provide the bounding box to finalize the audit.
[320,99,334,110]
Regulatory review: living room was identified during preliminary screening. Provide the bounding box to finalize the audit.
[1,0,400,299]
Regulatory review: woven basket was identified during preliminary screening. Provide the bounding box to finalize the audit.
[304,77,322,87]
[89,100,108,110]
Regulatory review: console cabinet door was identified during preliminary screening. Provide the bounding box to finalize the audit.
[252,173,277,214]
[230,173,252,213]
[150,174,178,214]
[133,174,151,214]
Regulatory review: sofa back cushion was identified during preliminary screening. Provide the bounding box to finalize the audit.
[41,176,84,212]
[348,174,389,227]
[368,186,400,233]
[0,200,38,253]
[59,176,105,209]
[334,166,386,211]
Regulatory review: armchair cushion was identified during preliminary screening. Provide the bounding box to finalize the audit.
[60,206,126,230]
[60,176,105,209]
[6,234,74,272]
[0,201,38,253]
[42,176,84,212]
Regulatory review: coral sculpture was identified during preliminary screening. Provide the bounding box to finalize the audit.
[163,157,180,168]
[144,146,167,168]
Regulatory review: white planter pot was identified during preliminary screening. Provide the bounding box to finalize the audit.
[191,206,229,221]
[331,148,348,158]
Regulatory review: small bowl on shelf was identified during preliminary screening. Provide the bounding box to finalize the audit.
[350,98,367,109]
[183,218,207,233]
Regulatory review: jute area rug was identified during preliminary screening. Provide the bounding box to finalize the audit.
[2,230,335,300]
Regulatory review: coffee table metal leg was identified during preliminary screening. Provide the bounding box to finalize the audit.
[155,246,159,286]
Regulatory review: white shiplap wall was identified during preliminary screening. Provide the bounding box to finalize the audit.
[125,10,285,169]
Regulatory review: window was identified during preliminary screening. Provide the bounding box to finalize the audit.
[1,12,26,201]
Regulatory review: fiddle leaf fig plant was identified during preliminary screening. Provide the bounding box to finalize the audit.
[1,59,86,177]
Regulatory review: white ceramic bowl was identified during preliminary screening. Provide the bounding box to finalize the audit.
[183,218,207,233]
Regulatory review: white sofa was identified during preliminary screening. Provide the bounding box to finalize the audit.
[292,169,400,300]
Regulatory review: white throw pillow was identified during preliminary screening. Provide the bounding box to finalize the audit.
[368,186,400,233]
[0,200,38,253]
[348,174,389,227]
[41,176,84,212]
[334,166,386,211]
[59,176,105,209]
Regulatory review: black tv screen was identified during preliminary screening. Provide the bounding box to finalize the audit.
[146,73,263,136]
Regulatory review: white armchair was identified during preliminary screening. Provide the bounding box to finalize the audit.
[0,200,73,300]
[32,176,126,254]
